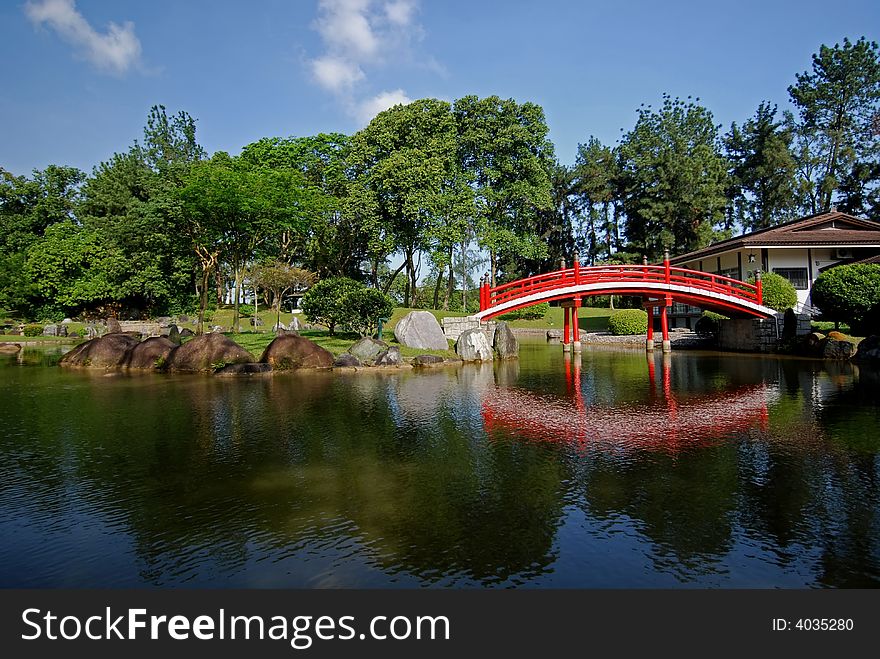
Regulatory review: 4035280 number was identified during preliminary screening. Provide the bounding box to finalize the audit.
[795,618,854,631]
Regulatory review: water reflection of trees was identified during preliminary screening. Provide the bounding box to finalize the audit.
[1,351,879,586]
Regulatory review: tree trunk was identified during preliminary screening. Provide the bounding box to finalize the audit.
[460,239,468,312]
[197,267,211,335]
[490,248,497,288]
[444,246,454,310]
[382,261,407,295]
[232,267,243,334]
[432,264,443,310]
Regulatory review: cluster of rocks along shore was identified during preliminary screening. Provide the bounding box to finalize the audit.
[57,310,520,375]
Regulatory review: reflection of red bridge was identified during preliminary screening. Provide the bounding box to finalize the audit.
[481,357,776,454]
[476,253,776,353]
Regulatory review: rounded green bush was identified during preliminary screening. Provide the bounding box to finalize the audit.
[607,309,648,335]
[342,287,395,337]
[748,271,797,311]
[694,311,727,337]
[301,276,362,335]
[811,263,880,335]
[22,324,44,337]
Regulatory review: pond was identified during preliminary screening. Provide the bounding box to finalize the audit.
[1,342,878,587]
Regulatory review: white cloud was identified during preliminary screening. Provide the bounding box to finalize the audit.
[307,0,429,122]
[355,89,412,124]
[314,0,379,59]
[24,0,142,75]
[311,55,365,92]
[384,0,416,27]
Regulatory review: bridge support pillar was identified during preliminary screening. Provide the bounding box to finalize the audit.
[572,298,582,353]
[646,304,655,352]
[660,303,671,353]
[562,304,571,352]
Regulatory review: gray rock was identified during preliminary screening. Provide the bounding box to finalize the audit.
[85,326,99,339]
[546,329,563,342]
[334,353,362,368]
[156,316,172,327]
[493,321,518,360]
[250,317,264,327]
[375,346,403,366]
[179,328,194,337]
[167,324,181,345]
[393,310,448,350]
[58,325,68,337]
[288,317,302,331]
[61,318,73,324]
[854,335,880,362]
[349,337,388,364]
[820,337,854,360]
[42,324,58,337]
[178,314,189,323]
[456,328,493,362]
[211,326,224,334]
[106,318,122,333]
[412,354,444,366]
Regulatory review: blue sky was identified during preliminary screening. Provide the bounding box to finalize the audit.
[2,0,877,176]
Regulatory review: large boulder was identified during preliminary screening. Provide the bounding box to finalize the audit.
[456,328,493,362]
[0,343,21,353]
[166,324,181,345]
[349,337,388,364]
[165,333,254,372]
[493,321,518,360]
[412,354,445,367]
[122,337,176,369]
[819,337,854,360]
[546,329,562,342]
[260,334,333,370]
[853,335,880,363]
[334,353,362,368]
[59,333,140,368]
[375,346,403,366]
[288,317,302,331]
[393,311,448,350]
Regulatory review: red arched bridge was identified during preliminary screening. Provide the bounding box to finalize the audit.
[475,253,776,352]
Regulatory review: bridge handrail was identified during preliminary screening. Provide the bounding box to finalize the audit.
[484,264,761,309]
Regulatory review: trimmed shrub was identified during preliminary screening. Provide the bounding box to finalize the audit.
[694,311,728,337]
[499,302,550,321]
[607,309,648,335]
[748,272,797,311]
[811,263,880,335]
[22,324,43,337]
[237,304,255,316]
[301,277,362,335]
[342,288,395,337]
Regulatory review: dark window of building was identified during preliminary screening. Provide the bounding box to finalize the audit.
[772,267,809,290]
[718,267,740,280]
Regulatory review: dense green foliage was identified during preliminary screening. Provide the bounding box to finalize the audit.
[499,302,550,321]
[22,324,43,337]
[749,272,798,311]
[811,264,880,333]
[607,309,648,335]
[341,288,395,337]
[300,276,362,335]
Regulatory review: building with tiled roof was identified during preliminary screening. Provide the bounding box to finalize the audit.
[667,210,880,325]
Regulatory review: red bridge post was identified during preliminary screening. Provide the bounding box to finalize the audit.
[661,295,671,353]
[562,302,571,352]
[572,296,582,353]
[755,270,763,306]
[664,249,671,285]
[646,302,654,352]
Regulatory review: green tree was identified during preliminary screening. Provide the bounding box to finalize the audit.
[454,95,554,285]
[573,138,621,262]
[617,95,730,260]
[788,37,880,213]
[351,99,462,307]
[300,276,362,335]
[749,271,797,312]
[341,287,395,337]
[811,263,880,333]
[725,102,800,231]
[250,261,315,329]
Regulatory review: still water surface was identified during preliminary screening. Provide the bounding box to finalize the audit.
[1,343,878,587]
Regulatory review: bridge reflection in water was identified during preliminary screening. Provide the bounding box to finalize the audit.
[481,353,777,454]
